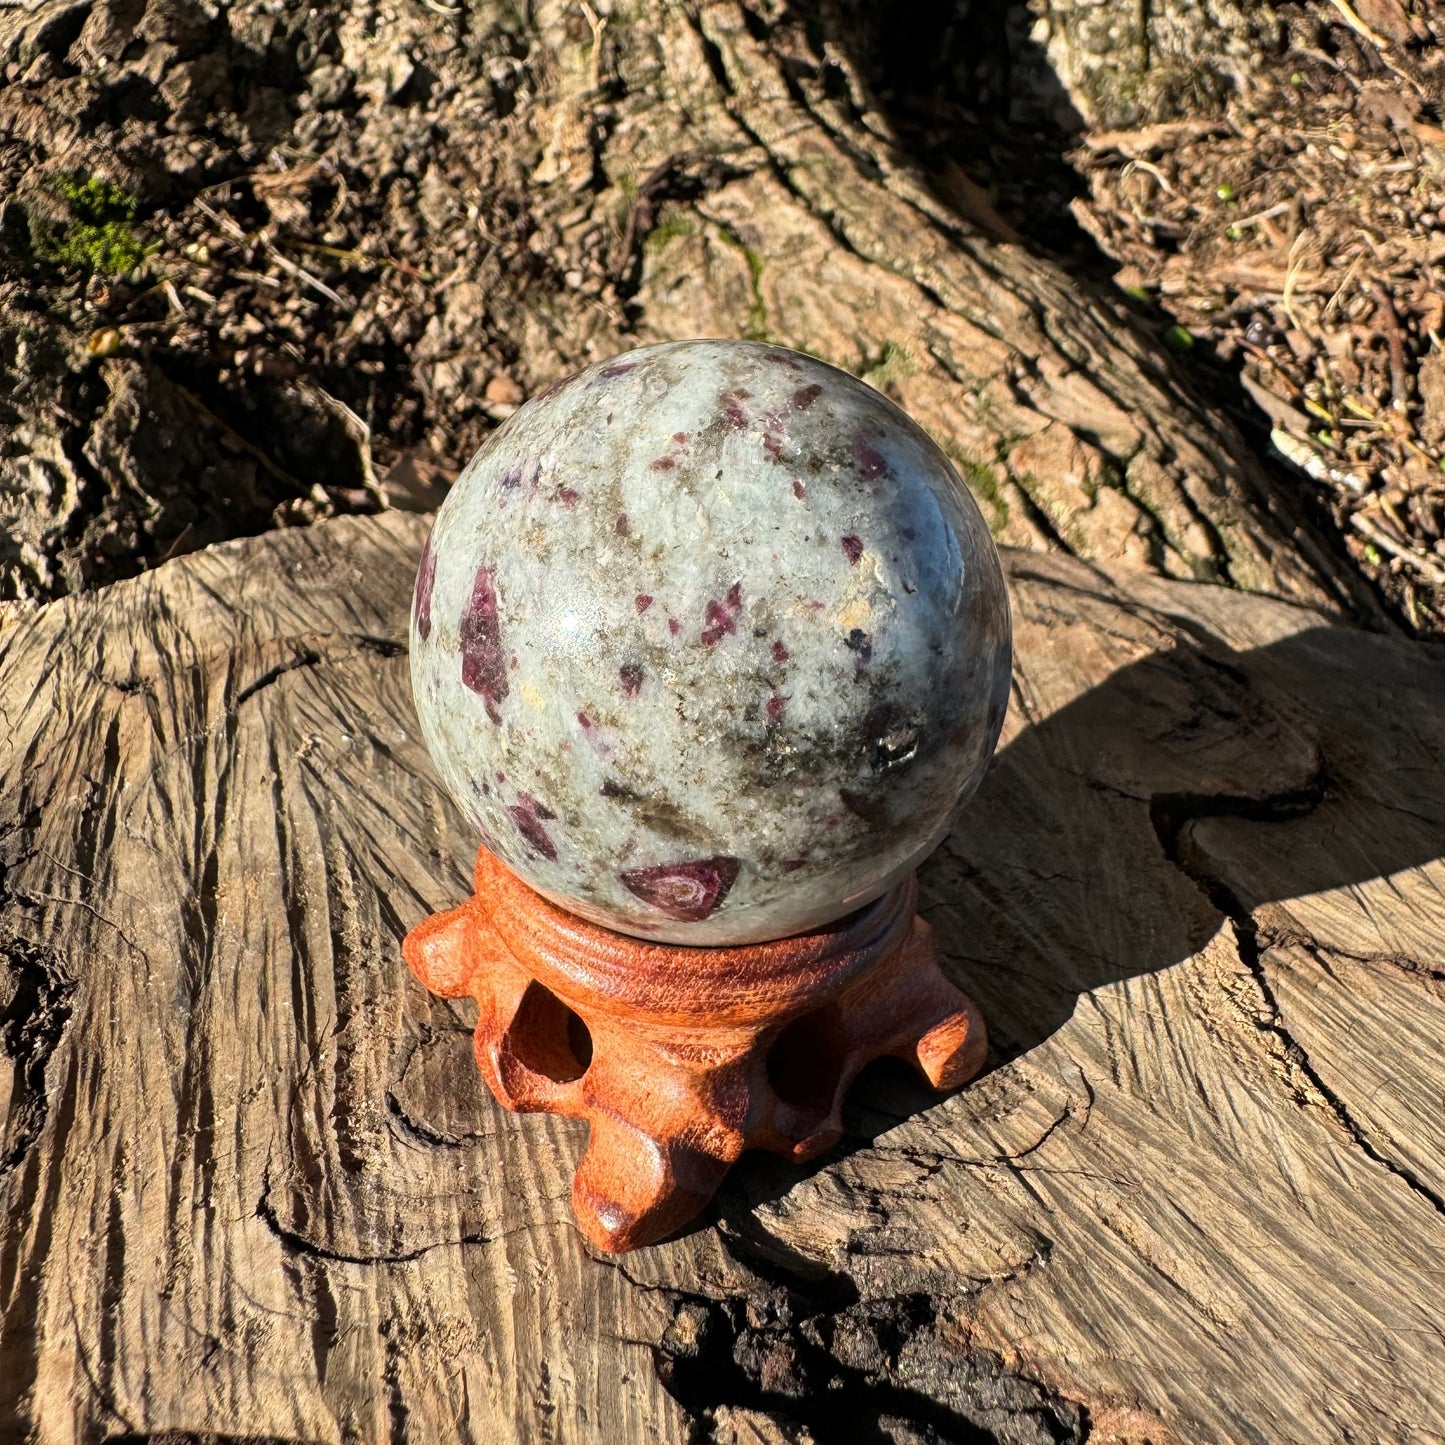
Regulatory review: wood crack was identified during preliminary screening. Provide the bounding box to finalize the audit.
[1240,936,1445,1219]
[1259,929,1445,988]
[593,1216,1083,1443]
[232,647,323,708]
[650,1256,1082,1445]
[252,1171,550,1265]
[1150,775,1445,1221]
[0,800,78,1183]
[0,942,75,1180]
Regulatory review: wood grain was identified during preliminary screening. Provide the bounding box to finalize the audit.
[2,513,1443,1443]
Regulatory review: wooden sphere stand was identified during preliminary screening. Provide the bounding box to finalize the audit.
[403,848,988,1253]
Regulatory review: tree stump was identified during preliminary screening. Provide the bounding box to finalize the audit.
[2,511,1443,1443]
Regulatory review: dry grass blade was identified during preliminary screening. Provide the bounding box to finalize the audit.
[192,198,353,310]
[1328,0,1391,49]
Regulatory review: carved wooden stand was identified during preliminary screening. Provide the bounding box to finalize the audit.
[403,848,988,1252]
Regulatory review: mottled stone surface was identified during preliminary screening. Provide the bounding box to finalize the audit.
[411,340,1011,944]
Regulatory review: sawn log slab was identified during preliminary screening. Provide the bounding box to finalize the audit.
[1,512,1442,1443]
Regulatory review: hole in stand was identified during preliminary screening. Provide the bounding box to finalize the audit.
[507,982,593,1084]
[567,1007,594,1071]
[766,1004,848,1116]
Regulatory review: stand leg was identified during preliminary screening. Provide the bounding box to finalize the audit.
[402,860,990,1251]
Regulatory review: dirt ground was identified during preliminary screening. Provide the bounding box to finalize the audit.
[1069,1,1445,634]
[3,0,1444,632]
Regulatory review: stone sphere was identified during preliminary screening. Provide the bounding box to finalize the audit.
[410,340,1011,945]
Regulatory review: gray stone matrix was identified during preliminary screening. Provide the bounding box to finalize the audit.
[411,340,1011,944]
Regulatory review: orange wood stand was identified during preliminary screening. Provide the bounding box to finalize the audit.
[403,848,988,1252]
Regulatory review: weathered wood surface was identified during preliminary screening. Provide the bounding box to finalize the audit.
[0,512,1442,1444]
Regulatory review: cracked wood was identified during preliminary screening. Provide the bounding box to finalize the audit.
[1,512,1443,1443]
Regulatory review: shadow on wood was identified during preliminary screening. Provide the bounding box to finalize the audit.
[721,592,1445,1220]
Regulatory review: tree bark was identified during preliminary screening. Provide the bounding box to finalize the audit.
[0,0,1376,617]
[517,0,1363,609]
[1011,0,1282,132]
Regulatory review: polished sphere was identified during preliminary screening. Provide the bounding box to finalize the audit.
[411,340,1011,944]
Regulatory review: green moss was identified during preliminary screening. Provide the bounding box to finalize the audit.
[642,210,694,253]
[739,246,767,342]
[1081,459,1124,508]
[859,341,918,392]
[715,223,770,342]
[34,173,156,276]
[947,450,1009,539]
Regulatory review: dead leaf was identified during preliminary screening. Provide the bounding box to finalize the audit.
[931,161,1024,244]
[381,447,458,513]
